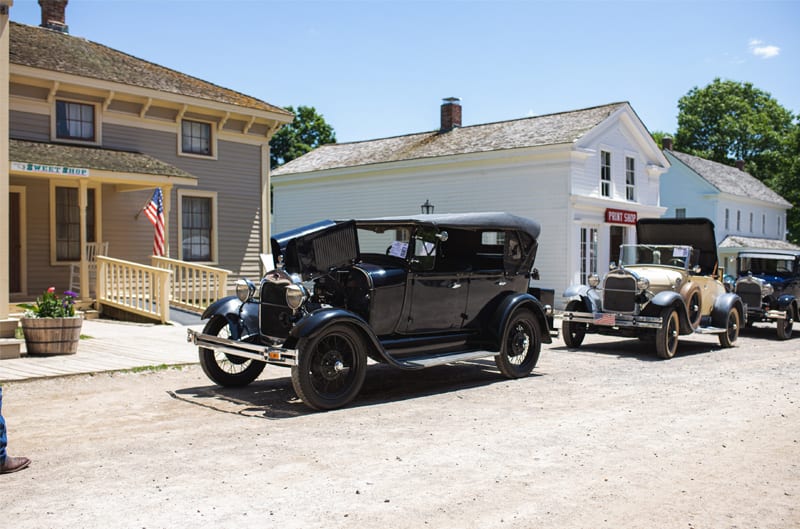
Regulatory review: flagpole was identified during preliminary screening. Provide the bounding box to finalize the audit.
[134,189,155,219]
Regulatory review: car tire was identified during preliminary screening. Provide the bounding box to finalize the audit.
[199,315,266,387]
[776,314,793,340]
[718,308,740,348]
[655,308,680,359]
[495,309,541,378]
[562,300,587,348]
[291,324,367,411]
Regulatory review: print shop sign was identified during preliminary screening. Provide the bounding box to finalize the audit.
[605,208,637,225]
[11,162,90,177]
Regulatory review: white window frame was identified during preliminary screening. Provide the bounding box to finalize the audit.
[580,226,598,285]
[49,181,102,266]
[51,98,102,146]
[749,212,754,233]
[625,156,636,201]
[600,150,612,198]
[178,118,218,159]
[724,208,730,230]
[177,189,218,264]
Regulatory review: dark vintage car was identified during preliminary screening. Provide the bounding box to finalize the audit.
[734,250,799,340]
[188,212,554,410]
[558,218,743,359]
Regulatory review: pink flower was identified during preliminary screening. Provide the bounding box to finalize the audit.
[47,286,55,293]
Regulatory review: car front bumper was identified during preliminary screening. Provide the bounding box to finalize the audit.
[187,329,297,367]
[556,310,663,329]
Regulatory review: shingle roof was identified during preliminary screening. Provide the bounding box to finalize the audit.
[10,139,196,179]
[719,235,800,251]
[9,22,292,117]
[273,102,627,175]
[666,150,791,207]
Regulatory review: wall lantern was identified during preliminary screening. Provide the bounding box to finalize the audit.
[420,199,435,214]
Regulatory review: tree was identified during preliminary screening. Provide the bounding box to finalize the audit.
[674,78,795,182]
[771,121,800,243]
[270,105,336,169]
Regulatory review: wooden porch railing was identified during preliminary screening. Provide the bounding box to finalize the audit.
[151,256,231,314]
[95,256,231,323]
[96,256,172,324]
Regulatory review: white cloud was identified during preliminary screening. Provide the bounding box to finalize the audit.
[749,38,780,59]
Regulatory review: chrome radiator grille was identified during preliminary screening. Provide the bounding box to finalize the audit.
[736,281,763,309]
[259,279,292,338]
[603,274,637,313]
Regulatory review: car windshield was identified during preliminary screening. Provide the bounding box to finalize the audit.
[356,225,413,257]
[739,256,796,278]
[619,244,700,269]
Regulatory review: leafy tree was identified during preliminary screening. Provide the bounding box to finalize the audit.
[674,78,795,182]
[270,105,336,169]
[771,122,800,243]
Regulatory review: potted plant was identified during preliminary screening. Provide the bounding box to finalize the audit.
[18,287,82,355]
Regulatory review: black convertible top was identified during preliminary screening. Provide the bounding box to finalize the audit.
[354,212,541,241]
[637,217,719,274]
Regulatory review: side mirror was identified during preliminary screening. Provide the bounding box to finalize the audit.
[531,268,540,280]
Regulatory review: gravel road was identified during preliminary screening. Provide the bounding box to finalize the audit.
[1,326,798,529]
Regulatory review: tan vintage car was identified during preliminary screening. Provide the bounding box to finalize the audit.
[559,218,744,359]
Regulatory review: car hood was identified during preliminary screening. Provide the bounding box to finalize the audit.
[623,266,685,292]
[271,220,359,277]
[636,218,718,275]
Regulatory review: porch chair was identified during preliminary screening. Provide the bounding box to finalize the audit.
[68,241,109,297]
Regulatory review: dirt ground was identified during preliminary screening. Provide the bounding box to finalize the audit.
[1,326,798,529]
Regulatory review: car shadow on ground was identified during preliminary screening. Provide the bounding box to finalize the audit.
[550,338,725,361]
[740,323,795,340]
[170,359,536,419]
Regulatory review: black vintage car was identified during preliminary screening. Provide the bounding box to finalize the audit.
[734,250,799,340]
[188,212,554,410]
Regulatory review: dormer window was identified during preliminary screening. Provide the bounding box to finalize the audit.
[181,119,212,156]
[55,100,95,142]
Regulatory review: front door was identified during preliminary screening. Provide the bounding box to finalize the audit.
[9,191,21,294]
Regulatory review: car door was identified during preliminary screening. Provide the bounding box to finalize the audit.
[402,226,469,333]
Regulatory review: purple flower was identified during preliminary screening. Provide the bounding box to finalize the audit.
[64,291,78,299]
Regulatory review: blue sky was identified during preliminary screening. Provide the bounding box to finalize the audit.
[10,0,799,143]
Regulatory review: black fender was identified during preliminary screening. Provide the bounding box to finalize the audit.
[644,291,693,332]
[563,285,601,313]
[200,296,258,341]
[777,295,797,319]
[489,292,552,345]
[287,308,412,368]
[711,293,745,328]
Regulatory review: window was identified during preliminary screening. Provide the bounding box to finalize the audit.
[737,210,741,231]
[600,151,611,197]
[54,186,96,261]
[625,156,635,201]
[675,208,686,219]
[778,215,783,238]
[55,100,95,141]
[580,227,598,284]
[749,212,754,233]
[724,209,729,230]
[180,192,217,262]
[762,214,766,234]
[181,119,212,156]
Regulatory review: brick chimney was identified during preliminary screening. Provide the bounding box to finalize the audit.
[735,159,745,171]
[39,0,69,33]
[440,97,462,132]
[662,136,674,150]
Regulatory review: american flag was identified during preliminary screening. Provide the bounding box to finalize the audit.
[143,188,166,256]
[593,312,616,326]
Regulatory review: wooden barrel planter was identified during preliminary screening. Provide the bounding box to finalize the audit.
[20,317,83,355]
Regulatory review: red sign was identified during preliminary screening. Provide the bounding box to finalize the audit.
[605,208,637,225]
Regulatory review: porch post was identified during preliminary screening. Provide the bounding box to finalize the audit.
[0,1,13,325]
[78,179,89,299]
[162,184,172,258]
[261,144,270,248]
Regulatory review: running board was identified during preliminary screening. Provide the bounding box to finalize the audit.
[693,326,728,335]
[396,350,496,369]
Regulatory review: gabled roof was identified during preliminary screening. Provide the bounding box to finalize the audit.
[9,22,292,118]
[10,139,195,180]
[665,150,791,207]
[719,235,800,251]
[273,102,628,176]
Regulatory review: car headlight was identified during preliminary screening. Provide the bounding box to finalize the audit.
[285,283,308,311]
[236,278,256,302]
[761,283,774,297]
[588,274,600,288]
[636,276,650,292]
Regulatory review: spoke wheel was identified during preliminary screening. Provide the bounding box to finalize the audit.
[291,324,367,411]
[495,309,541,378]
[718,308,740,348]
[655,308,680,359]
[562,300,587,348]
[777,314,793,340]
[199,315,265,387]
[687,291,701,329]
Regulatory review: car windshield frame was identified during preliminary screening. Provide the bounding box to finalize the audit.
[619,244,700,270]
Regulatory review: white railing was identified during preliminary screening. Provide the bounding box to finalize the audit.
[151,256,231,314]
[96,256,172,324]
